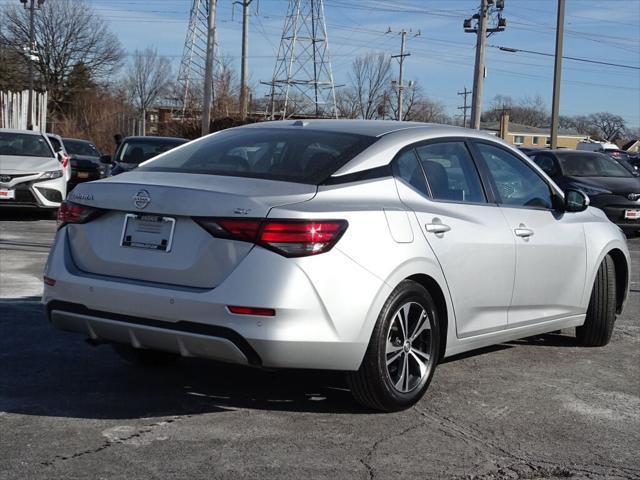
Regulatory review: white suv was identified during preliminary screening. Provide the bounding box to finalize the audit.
[0,128,67,213]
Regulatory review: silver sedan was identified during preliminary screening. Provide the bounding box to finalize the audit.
[43,120,631,411]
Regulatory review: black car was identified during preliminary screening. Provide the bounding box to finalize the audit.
[107,136,188,176]
[63,138,107,187]
[530,150,640,234]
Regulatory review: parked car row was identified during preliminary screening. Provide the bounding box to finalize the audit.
[0,128,187,214]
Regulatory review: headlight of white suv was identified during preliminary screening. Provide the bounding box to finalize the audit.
[39,170,63,180]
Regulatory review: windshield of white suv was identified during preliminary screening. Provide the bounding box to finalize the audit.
[556,152,635,178]
[139,128,377,184]
[0,132,55,158]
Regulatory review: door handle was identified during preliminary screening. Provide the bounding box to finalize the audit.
[425,223,451,234]
[514,227,534,238]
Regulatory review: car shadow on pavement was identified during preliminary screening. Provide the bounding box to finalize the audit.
[0,300,362,419]
[0,210,54,222]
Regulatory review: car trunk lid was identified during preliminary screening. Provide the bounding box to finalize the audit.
[65,172,316,288]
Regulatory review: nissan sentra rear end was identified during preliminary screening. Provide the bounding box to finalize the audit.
[43,125,386,371]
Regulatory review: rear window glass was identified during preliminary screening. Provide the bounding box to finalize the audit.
[139,128,377,184]
[64,139,101,157]
[117,139,187,164]
[0,132,54,158]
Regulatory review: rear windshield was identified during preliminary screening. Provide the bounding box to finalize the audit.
[556,152,634,178]
[64,139,100,157]
[139,128,376,184]
[0,132,54,158]
[117,139,187,164]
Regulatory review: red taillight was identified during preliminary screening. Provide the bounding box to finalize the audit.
[258,220,347,256]
[194,218,348,257]
[57,201,102,230]
[43,276,56,286]
[62,154,70,168]
[228,305,276,316]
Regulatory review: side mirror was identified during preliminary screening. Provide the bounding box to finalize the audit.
[565,189,589,212]
[100,154,112,164]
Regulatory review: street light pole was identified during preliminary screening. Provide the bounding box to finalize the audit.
[550,0,565,149]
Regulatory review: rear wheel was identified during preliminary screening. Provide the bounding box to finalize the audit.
[111,344,179,366]
[348,280,440,412]
[576,254,617,347]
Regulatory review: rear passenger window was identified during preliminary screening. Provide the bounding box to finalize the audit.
[393,149,429,196]
[415,142,486,203]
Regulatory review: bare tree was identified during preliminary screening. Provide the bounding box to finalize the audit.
[410,97,450,124]
[588,112,627,142]
[335,88,360,119]
[213,54,239,117]
[482,94,549,127]
[2,0,123,111]
[124,47,172,135]
[387,81,423,121]
[349,53,392,119]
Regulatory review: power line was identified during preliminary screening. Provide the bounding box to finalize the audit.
[490,45,640,71]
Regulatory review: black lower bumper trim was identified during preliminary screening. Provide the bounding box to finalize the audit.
[46,300,262,366]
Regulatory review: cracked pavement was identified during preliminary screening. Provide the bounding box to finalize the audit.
[1,212,639,479]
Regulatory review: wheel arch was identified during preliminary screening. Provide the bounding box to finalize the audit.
[607,248,629,314]
[406,273,448,362]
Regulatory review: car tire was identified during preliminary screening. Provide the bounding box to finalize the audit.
[111,344,180,366]
[576,254,617,347]
[348,280,440,412]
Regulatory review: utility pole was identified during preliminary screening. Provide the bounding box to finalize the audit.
[201,0,217,136]
[235,0,254,120]
[550,0,565,149]
[464,0,506,129]
[389,28,417,121]
[22,0,44,130]
[395,30,407,121]
[457,87,471,128]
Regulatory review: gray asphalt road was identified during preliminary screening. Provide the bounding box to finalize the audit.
[1,212,639,480]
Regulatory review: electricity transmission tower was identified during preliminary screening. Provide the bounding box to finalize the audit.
[265,0,337,119]
[177,0,216,117]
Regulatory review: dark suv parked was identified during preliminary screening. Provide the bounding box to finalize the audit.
[530,150,640,234]
[63,138,107,188]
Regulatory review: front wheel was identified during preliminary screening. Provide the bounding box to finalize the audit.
[576,254,617,347]
[348,280,440,412]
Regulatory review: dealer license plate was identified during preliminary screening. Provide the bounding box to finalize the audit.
[624,209,640,220]
[0,189,15,200]
[120,214,176,252]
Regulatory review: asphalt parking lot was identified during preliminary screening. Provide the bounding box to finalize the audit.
[1,211,638,480]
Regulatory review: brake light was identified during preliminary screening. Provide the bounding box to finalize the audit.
[194,218,348,257]
[228,305,276,316]
[259,220,347,256]
[57,201,103,230]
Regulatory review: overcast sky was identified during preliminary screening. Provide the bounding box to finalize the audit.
[10,0,640,126]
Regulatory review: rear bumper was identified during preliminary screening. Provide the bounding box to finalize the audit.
[47,302,260,366]
[43,228,387,371]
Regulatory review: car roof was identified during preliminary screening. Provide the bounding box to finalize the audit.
[123,136,187,142]
[240,120,521,177]
[239,119,472,138]
[63,137,95,144]
[0,128,47,136]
